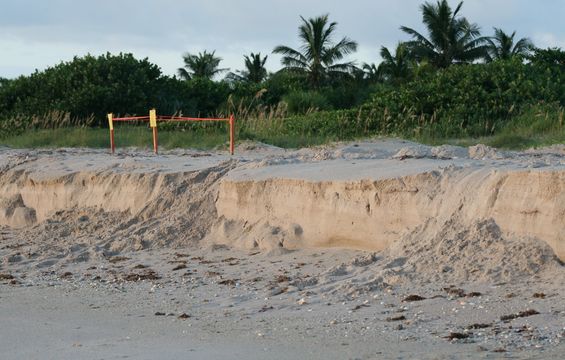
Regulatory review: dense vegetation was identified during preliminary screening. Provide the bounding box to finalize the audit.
[1,0,564,149]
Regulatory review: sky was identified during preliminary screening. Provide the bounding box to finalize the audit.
[1,0,564,79]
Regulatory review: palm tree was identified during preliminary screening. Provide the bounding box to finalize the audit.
[361,63,383,83]
[485,28,533,62]
[227,53,268,83]
[378,43,414,84]
[273,14,358,87]
[177,50,229,80]
[400,0,489,68]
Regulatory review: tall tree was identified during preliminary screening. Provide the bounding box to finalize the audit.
[361,63,383,83]
[400,0,489,68]
[177,50,228,80]
[378,43,414,84]
[273,14,358,87]
[485,28,533,61]
[227,53,269,83]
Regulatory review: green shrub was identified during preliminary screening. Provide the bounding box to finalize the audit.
[0,54,235,134]
[362,58,565,139]
[0,53,162,126]
[282,90,332,114]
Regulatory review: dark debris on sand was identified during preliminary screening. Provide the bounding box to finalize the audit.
[445,332,471,341]
[0,273,15,280]
[402,295,426,302]
[500,309,540,322]
[123,269,161,282]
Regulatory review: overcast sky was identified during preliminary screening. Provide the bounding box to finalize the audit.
[1,0,564,79]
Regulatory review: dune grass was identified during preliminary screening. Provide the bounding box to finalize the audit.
[416,104,565,150]
[1,104,563,151]
[0,126,331,151]
[0,127,227,150]
[2,125,563,152]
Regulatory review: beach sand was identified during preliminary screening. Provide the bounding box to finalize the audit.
[1,139,564,359]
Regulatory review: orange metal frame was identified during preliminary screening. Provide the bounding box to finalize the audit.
[107,110,235,155]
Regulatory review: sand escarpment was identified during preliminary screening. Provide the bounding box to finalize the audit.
[0,150,236,251]
[0,171,168,225]
[1,142,564,273]
[213,163,565,261]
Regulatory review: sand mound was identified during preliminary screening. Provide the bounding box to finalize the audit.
[468,144,506,160]
[392,145,468,160]
[392,145,433,159]
[430,145,468,159]
[311,218,562,299]
[384,218,562,283]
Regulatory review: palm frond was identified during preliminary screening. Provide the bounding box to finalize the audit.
[177,67,191,81]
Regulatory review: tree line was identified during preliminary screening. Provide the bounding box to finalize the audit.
[179,1,538,86]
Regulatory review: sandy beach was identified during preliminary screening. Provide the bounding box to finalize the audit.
[1,139,564,359]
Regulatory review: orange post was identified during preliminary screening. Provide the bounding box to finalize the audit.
[110,129,115,154]
[229,114,235,155]
[150,109,158,154]
[107,113,115,154]
[152,127,158,154]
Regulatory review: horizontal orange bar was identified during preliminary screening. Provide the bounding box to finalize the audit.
[112,116,230,122]
[113,116,150,121]
[159,118,230,122]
